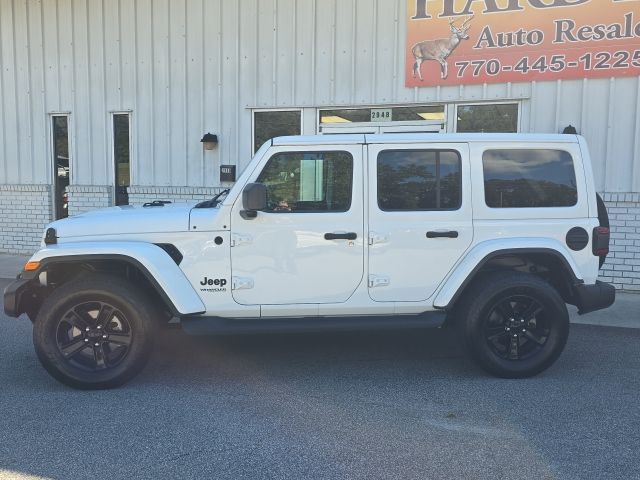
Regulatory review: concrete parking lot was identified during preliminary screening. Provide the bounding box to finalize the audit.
[0,277,639,480]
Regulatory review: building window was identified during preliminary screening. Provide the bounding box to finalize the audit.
[253,110,301,153]
[319,105,445,124]
[377,149,462,211]
[52,115,70,220]
[256,151,353,212]
[456,103,519,133]
[113,113,131,206]
[483,149,577,208]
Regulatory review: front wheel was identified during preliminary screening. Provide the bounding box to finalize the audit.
[33,275,156,389]
[457,272,569,378]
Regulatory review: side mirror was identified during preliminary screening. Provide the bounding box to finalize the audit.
[241,183,267,219]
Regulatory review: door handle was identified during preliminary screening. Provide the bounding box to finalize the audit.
[324,232,357,240]
[426,231,459,239]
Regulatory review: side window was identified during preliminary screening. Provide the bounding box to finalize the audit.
[483,149,577,208]
[253,110,301,153]
[256,151,353,213]
[377,150,462,211]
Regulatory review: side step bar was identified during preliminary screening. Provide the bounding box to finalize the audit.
[180,312,447,336]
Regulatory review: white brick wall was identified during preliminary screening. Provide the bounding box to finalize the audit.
[67,185,111,216]
[599,193,640,292]
[127,186,227,205]
[0,185,52,254]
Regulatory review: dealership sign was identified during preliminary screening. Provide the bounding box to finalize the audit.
[406,0,640,87]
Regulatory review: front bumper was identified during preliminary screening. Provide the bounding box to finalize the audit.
[573,280,616,315]
[4,278,35,318]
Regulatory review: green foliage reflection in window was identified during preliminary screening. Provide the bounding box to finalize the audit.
[257,151,353,213]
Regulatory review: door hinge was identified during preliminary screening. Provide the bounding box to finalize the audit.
[368,232,388,246]
[232,276,254,290]
[231,233,252,247]
[368,274,390,288]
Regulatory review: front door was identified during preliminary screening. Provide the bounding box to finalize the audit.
[230,145,364,305]
[367,143,473,302]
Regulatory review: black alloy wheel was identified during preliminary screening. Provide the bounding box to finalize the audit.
[34,274,155,389]
[482,295,549,361]
[55,301,133,372]
[457,271,569,378]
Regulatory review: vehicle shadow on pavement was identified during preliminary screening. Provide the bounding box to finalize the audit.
[143,326,475,385]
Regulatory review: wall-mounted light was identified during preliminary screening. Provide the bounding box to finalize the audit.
[562,125,578,134]
[200,132,218,150]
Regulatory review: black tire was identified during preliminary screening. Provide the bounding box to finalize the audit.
[33,274,156,389]
[457,272,569,378]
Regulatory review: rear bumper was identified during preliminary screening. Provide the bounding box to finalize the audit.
[3,278,33,318]
[573,281,615,315]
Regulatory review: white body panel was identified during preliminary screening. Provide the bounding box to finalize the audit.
[229,144,365,305]
[29,242,206,315]
[366,142,473,302]
[32,133,602,320]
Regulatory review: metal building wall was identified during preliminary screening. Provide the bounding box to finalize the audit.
[0,0,639,193]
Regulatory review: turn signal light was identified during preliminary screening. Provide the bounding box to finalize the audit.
[24,261,40,272]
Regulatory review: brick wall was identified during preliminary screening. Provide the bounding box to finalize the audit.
[0,184,52,254]
[599,193,640,292]
[127,186,227,206]
[66,185,111,216]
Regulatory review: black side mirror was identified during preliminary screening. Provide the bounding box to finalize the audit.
[241,183,267,219]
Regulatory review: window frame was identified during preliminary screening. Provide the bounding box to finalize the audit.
[454,101,521,133]
[317,104,447,134]
[251,108,303,154]
[111,111,132,203]
[481,147,578,209]
[376,148,463,212]
[49,113,72,220]
[256,150,355,214]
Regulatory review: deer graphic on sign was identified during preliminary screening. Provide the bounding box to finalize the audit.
[411,15,474,81]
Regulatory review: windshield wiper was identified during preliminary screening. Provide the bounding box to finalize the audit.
[195,189,230,209]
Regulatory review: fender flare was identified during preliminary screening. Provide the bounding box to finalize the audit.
[433,238,583,310]
[25,242,206,316]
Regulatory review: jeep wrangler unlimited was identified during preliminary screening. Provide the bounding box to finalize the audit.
[5,133,615,389]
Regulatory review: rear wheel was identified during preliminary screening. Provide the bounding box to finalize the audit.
[457,272,569,378]
[33,275,156,389]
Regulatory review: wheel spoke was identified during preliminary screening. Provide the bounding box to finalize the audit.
[60,337,90,359]
[508,335,519,360]
[107,332,132,347]
[96,304,116,328]
[523,330,546,346]
[485,324,506,334]
[521,300,543,322]
[93,344,107,369]
[68,310,91,331]
[487,331,509,342]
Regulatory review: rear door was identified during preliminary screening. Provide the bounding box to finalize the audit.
[367,143,473,302]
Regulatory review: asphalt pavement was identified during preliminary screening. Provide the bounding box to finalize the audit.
[0,278,639,480]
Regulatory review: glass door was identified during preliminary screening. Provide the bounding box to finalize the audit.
[52,116,70,220]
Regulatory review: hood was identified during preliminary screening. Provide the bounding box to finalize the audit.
[50,203,197,239]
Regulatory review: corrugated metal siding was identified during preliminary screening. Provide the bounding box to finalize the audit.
[0,0,638,192]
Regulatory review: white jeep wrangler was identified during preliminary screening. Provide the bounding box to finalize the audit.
[5,133,615,389]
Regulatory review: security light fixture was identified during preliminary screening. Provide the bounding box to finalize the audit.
[200,133,218,150]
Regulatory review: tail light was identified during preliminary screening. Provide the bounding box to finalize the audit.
[592,226,610,257]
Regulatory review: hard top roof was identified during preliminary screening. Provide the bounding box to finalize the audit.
[271,133,580,147]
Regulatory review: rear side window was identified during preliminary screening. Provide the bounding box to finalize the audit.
[377,149,461,211]
[483,149,577,208]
